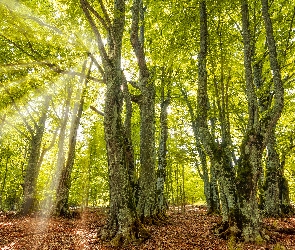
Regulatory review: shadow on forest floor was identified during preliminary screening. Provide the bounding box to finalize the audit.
[0,206,295,249]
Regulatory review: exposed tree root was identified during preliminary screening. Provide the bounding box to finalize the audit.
[213,221,240,240]
[101,218,150,247]
[141,212,169,226]
[214,221,276,244]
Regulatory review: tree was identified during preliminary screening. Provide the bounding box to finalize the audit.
[130,0,157,223]
[80,0,149,245]
[54,61,91,216]
[20,95,51,214]
[235,0,284,241]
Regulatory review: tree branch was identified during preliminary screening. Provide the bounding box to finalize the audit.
[90,105,105,116]
[80,0,110,66]
[98,0,112,26]
[88,52,105,80]
[83,0,111,33]
[2,118,31,140]
[130,0,149,78]
[128,80,140,89]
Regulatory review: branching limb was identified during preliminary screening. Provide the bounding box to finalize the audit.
[130,0,149,78]
[24,105,38,130]
[98,0,112,26]
[128,80,140,89]
[9,100,34,136]
[2,118,31,140]
[80,0,110,66]
[82,0,111,34]
[90,105,104,116]
[88,52,105,79]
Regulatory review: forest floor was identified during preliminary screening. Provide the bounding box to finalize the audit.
[1,206,295,249]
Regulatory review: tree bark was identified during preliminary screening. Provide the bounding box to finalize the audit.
[181,88,220,215]
[54,62,90,216]
[262,129,281,216]
[102,68,149,245]
[259,0,286,217]
[81,0,149,245]
[130,0,157,223]
[236,0,263,241]
[21,95,51,215]
[196,1,239,238]
[235,0,284,241]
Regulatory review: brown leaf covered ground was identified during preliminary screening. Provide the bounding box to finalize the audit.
[1,206,295,249]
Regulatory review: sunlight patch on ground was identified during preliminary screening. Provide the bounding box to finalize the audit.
[1,241,16,250]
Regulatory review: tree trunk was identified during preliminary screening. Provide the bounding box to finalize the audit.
[237,0,263,241]
[55,69,88,216]
[262,129,281,216]
[21,95,51,215]
[101,69,149,245]
[236,133,264,241]
[235,0,284,241]
[209,164,220,214]
[45,84,72,213]
[130,0,157,223]
[136,82,156,222]
[81,0,149,245]
[182,89,220,214]
[196,1,239,238]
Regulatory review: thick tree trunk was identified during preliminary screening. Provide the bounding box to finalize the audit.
[101,69,149,245]
[209,165,220,214]
[81,0,150,244]
[236,133,264,241]
[279,172,292,214]
[258,0,286,217]
[21,95,51,215]
[235,0,284,241]
[136,82,156,222]
[130,0,157,223]
[262,130,292,216]
[197,1,238,229]
[236,0,263,241]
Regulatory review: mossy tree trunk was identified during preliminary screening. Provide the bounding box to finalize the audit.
[181,88,220,215]
[236,0,284,241]
[262,128,281,216]
[261,130,292,216]
[81,0,149,246]
[130,0,157,223]
[236,133,264,241]
[196,1,238,230]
